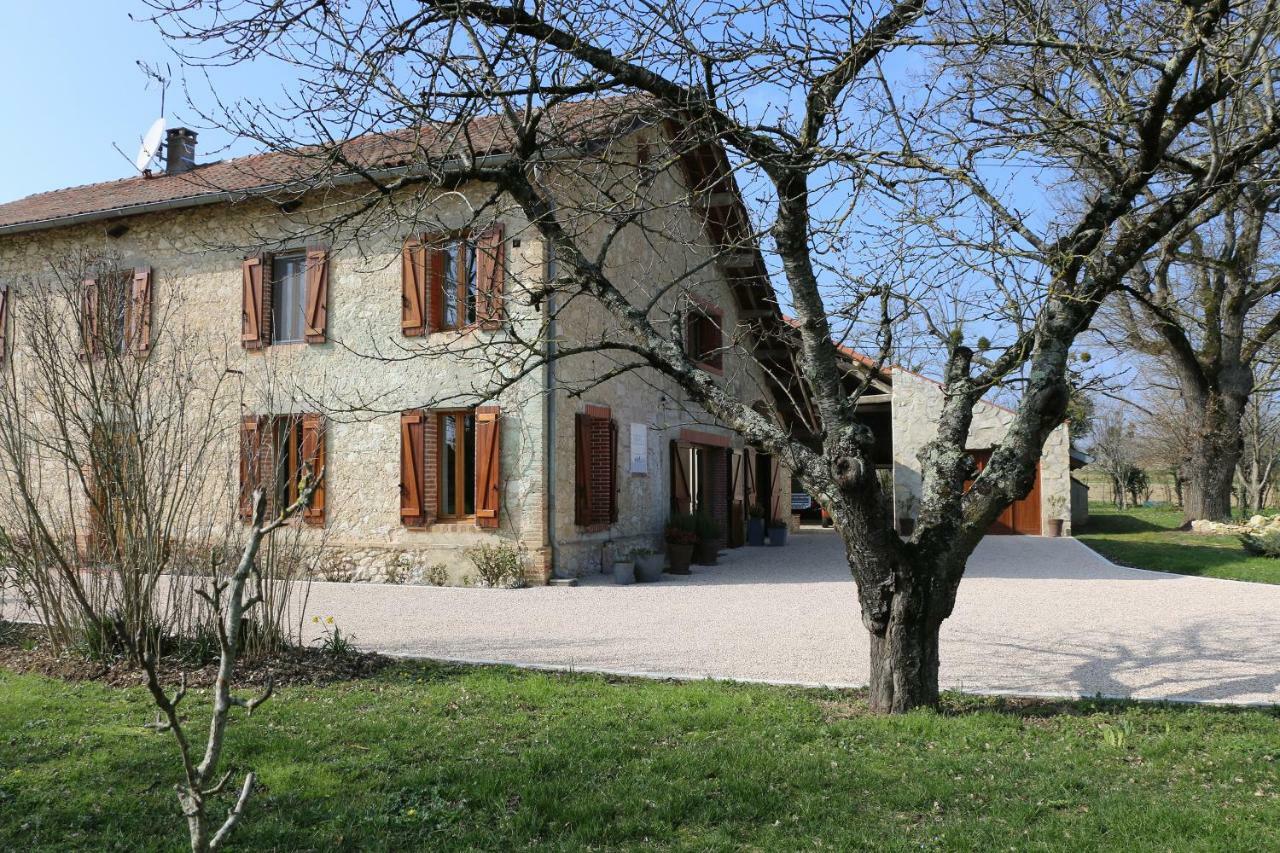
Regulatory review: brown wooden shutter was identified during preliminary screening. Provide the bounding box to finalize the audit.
[474,406,501,529]
[401,238,427,337]
[427,245,447,333]
[241,256,267,349]
[608,418,619,524]
[239,416,262,521]
[301,413,326,525]
[670,440,692,514]
[304,249,329,343]
[400,410,426,525]
[0,286,9,364]
[129,266,153,354]
[81,278,100,358]
[744,447,757,511]
[476,223,505,329]
[574,412,592,525]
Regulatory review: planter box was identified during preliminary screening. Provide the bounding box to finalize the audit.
[746,518,766,546]
[612,561,635,584]
[767,526,788,547]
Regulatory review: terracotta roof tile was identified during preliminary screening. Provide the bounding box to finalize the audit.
[0,95,651,232]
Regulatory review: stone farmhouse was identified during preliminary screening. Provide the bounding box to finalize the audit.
[0,98,1072,586]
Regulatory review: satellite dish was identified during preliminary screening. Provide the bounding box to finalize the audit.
[135,117,166,173]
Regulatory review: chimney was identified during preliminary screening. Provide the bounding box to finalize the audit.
[164,128,197,174]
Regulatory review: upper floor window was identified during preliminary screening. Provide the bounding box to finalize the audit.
[271,253,308,344]
[686,304,724,370]
[439,239,478,331]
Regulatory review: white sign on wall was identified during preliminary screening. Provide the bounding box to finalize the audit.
[629,423,648,475]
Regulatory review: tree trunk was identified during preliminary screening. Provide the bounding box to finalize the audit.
[1183,391,1247,523]
[865,574,945,713]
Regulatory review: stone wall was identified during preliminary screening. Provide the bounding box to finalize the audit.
[889,369,1073,535]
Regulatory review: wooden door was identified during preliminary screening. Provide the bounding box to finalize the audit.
[966,450,1042,535]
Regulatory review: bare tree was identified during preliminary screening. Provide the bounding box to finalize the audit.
[1238,364,1280,512]
[143,0,1280,711]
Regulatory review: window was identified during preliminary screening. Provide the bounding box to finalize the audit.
[439,239,478,330]
[239,413,326,525]
[574,406,618,528]
[438,410,476,517]
[271,254,308,344]
[686,306,724,370]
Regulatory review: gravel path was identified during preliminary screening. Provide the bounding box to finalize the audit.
[296,530,1280,705]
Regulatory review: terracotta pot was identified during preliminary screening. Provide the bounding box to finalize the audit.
[635,553,664,582]
[1046,518,1064,538]
[693,539,719,565]
[666,543,694,574]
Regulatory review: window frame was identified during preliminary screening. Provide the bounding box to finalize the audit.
[686,302,725,372]
[436,235,478,332]
[270,252,309,345]
[436,408,477,519]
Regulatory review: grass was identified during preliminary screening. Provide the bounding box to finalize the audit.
[1077,502,1280,584]
[3,662,1280,851]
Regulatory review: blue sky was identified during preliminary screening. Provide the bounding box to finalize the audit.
[0,1,280,204]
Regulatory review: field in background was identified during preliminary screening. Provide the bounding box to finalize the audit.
[1077,503,1280,584]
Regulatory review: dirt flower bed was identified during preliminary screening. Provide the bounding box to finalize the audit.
[0,621,391,689]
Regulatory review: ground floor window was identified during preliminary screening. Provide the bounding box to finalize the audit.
[240,413,326,525]
[401,406,501,529]
[438,410,476,519]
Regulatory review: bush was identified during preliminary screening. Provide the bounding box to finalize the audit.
[1240,528,1280,558]
[467,543,526,588]
[425,563,449,587]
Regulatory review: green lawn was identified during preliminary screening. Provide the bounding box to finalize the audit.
[1077,502,1280,584]
[3,663,1279,851]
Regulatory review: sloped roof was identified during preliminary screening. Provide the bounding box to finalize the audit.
[0,95,653,234]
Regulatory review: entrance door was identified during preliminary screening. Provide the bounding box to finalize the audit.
[966,450,1042,535]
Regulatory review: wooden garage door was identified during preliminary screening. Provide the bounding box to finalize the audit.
[967,450,1041,535]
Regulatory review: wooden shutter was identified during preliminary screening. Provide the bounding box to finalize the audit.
[744,447,757,511]
[574,412,592,525]
[401,238,426,336]
[129,266,153,354]
[400,410,426,525]
[304,249,329,343]
[241,256,267,349]
[475,406,501,529]
[301,413,326,525]
[608,418,619,523]
[427,245,447,332]
[670,440,692,514]
[81,278,100,358]
[0,286,9,364]
[476,223,505,329]
[239,416,262,521]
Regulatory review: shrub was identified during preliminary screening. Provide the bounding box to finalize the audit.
[311,616,359,657]
[425,563,449,587]
[1240,528,1280,558]
[467,543,526,588]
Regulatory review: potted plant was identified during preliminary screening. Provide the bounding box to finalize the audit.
[612,552,636,584]
[767,516,788,547]
[665,513,698,574]
[1046,495,1067,537]
[746,503,767,546]
[633,547,664,582]
[693,512,721,565]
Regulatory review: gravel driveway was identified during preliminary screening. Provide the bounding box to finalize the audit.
[299,530,1280,705]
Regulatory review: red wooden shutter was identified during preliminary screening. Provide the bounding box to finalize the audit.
[608,418,619,523]
[304,249,329,343]
[400,410,426,525]
[401,238,426,337]
[574,413,592,525]
[239,416,262,521]
[129,266,153,354]
[427,246,447,332]
[301,413,326,525]
[241,257,267,349]
[476,223,505,329]
[0,286,9,364]
[474,406,501,529]
[81,278,100,358]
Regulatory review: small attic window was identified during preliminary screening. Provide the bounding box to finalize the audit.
[686,304,724,371]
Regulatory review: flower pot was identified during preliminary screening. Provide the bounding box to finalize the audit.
[746,518,766,546]
[635,553,664,582]
[693,539,719,565]
[666,543,694,574]
[1046,518,1064,538]
[767,525,788,547]
[612,560,635,584]
[897,517,915,536]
